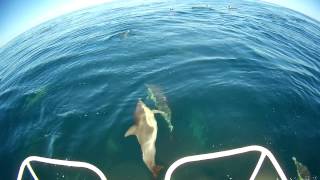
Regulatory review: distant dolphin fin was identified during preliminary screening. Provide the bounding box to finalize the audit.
[125,125,137,137]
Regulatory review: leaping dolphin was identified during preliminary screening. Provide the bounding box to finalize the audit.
[125,99,163,178]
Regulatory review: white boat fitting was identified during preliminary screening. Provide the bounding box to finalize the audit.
[17,156,107,180]
[17,145,287,180]
[164,145,287,180]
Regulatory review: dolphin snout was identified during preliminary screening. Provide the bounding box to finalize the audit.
[137,98,144,107]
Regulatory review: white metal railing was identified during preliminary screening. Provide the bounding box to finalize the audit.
[17,156,107,180]
[164,145,287,180]
[17,145,287,180]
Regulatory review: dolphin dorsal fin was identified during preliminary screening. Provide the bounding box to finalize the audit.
[124,125,137,137]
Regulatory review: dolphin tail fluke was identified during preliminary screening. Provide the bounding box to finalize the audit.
[152,165,163,179]
[125,125,137,137]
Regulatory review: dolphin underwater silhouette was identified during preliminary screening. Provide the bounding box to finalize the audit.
[292,157,311,180]
[146,84,173,132]
[125,99,163,178]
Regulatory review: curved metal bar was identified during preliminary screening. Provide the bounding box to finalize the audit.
[249,152,266,180]
[17,156,107,180]
[164,145,287,180]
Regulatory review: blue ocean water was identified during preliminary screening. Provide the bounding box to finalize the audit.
[0,0,320,179]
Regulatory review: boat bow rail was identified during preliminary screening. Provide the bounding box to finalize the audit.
[17,145,287,180]
[17,156,107,180]
[164,145,287,180]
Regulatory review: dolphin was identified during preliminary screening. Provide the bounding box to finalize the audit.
[24,86,47,110]
[292,157,311,180]
[191,4,213,10]
[125,99,163,178]
[227,5,237,10]
[146,84,173,132]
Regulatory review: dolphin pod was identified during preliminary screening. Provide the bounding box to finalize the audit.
[125,99,163,178]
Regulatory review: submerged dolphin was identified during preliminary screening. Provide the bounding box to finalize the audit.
[125,99,163,178]
[292,157,311,180]
[146,84,173,132]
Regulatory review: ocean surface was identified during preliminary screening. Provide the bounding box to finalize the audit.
[0,0,320,179]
